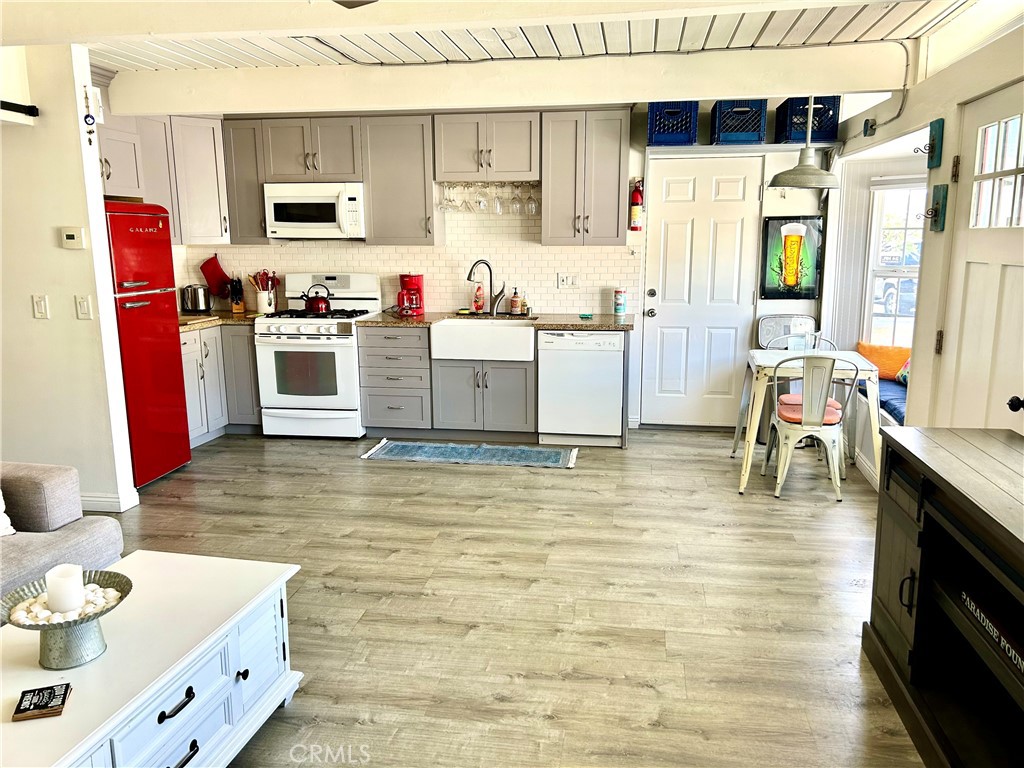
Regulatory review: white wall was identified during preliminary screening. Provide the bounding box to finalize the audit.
[839,29,1024,426]
[1,45,138,511]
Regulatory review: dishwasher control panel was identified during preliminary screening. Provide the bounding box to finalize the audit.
[538,331,624,352]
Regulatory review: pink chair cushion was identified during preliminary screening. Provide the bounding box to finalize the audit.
[778,393,842,410]
[778,403,842,425]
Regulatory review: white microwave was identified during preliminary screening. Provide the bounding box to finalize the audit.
[264,182,365,239]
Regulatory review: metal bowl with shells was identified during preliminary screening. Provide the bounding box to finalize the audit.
[1,570,133,669]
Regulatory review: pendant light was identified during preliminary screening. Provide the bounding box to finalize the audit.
[768,96,839,189]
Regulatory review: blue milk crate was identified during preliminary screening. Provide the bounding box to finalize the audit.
[775,96,841,143]
[647,102,699,146]
[711,99,768,144]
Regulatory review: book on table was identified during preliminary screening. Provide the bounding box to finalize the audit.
[12,683,72,721]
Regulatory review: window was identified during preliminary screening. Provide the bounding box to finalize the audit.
[971,112,1023,228]
[864,184,926,347]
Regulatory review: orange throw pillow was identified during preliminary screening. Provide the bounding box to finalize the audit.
[857,342,912,381]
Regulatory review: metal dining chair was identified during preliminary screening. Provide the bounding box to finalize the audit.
[760,355,859,501]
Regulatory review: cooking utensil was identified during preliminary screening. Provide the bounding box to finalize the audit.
[180,285,211,314]
[299,283,332,314]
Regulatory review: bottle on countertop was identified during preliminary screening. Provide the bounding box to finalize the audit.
[614,288,626,315]
[473,282,485,313]
[521,292,530,317]
[509,287,522,315]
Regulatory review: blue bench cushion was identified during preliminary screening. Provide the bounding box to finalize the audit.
[859,379,908,425]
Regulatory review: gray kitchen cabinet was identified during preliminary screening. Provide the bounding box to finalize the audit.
[434,112,539,182]
[310,117,362,181]
[432,360,484,430]
[98,125,145,199]
[224,120,269,244]
[137,116,181,243]
[361,115,442,245]
[361,388,432,429]
[262,117,362,183]
[181,334,207,440]
[482,360,536,432]
[262,118,313,182]
[358,327,432,429]
[221,325,261,425]
[432,359,536,432]
[170,116,230,245]
[541,110,629,246]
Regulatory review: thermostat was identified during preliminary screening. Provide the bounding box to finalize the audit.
[61,227,86,250]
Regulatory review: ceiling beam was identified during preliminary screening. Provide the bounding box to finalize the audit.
[2,0,894,46]
[108,41,907,116]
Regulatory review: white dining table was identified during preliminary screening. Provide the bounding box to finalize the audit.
[731,349,881,494]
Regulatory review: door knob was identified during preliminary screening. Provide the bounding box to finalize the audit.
[1008,396,1024,412]
[646,309,657,318]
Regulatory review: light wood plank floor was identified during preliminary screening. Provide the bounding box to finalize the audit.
[117,430,922,767]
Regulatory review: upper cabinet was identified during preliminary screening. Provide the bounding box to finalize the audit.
[223,120,268,245]
[170,116,230,245]
[361,115,442,246]
[541,110,629,247]
[262,117,362,183]
[434,112,539,182]
[137,116,181,244]
[98,124,146,199]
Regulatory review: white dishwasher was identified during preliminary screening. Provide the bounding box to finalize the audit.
[538,331,625,447]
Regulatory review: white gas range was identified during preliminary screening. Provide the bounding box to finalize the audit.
[255,273,381,437]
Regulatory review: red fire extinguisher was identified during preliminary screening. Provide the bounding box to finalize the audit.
[629,179,644,231]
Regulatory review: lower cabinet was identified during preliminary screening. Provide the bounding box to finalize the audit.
[432,359,536,432]
[358,327,433,428]
[181,327,229,446]
[221,325,262,425]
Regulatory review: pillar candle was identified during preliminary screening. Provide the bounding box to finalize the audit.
[45,564,85,613]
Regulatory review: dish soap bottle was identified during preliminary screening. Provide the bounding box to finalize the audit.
[521,292,530,317]
[473,282,485,313]
[509,287,522,315]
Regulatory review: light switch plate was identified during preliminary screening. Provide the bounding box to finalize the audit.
[75,295,94,320]
[557,273,579,289]
[61,227,87,249]
[32,294,50,319]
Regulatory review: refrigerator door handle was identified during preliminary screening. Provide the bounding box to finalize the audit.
[119,280,150,288]
[120,300,151,309]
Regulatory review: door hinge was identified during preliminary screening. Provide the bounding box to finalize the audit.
[951,155,960,183]
[934,329,944,354]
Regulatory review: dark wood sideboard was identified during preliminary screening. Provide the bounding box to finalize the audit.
[863,427,1024,767]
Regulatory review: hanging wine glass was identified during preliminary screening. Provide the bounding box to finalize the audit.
[509,183,523,215]
[459,183,475,214]
[439,183,456,212]
[492,183,504,216]
[474,184,489,213]
[525,183,539,216]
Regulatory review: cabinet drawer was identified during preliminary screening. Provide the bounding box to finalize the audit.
[112,637,234,765]
[358,327,429,349]
[360,367,431,389]
[359,347,430,369]
[145,694,235,768]
[361,388,432,428]
[180,331,200,352]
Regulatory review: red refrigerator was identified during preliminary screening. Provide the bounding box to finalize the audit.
[106,201,191,487]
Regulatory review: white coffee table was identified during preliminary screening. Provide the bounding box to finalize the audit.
[1,550,303,768]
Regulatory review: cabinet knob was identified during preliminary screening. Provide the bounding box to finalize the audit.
[236,668,250,681]
[1008,396,1023,412]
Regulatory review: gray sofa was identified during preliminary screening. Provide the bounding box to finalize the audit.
[0,463,124,598]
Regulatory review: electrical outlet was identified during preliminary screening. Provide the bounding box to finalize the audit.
[557,273,579,289]
[75,295,94,320]
[31,294,50,319]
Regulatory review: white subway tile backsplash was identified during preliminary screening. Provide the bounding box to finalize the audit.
[180,212,642,314]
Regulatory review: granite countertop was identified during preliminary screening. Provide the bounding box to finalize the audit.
[178,311,258,332]
[356,312,634,331]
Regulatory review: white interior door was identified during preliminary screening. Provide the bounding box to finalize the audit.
[641,156,762,425]
[934,83,1024,433]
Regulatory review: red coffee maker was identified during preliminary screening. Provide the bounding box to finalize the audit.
[397,274,424,317]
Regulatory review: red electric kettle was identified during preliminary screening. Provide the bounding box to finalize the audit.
[299,284,332,314]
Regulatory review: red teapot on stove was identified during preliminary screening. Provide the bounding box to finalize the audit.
[299,284,333,314]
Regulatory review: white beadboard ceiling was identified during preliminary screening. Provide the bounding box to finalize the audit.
[88,0,973,72]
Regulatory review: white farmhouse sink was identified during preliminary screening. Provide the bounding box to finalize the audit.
[430,318,536,361]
